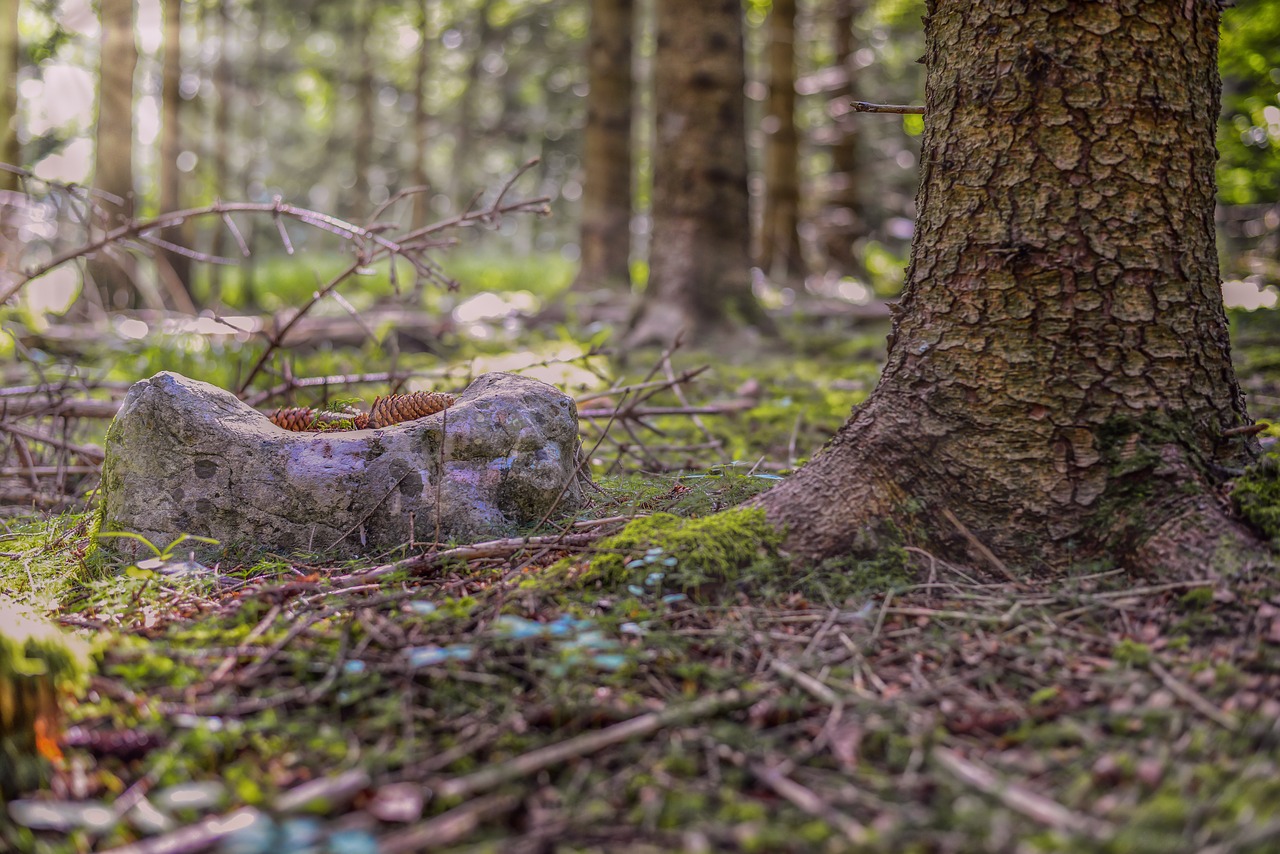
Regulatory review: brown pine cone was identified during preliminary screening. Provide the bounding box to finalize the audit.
[368,391,457,428]
[269,407,371,431]
[269,406,319,431]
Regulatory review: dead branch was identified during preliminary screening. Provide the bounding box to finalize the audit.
[428,689,759,800]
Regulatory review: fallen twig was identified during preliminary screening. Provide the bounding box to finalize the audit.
[429,689,759,800]
[932,746,1113,840]
[378,793,521,854]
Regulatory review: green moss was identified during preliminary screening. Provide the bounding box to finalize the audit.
[1113,639,1152,667]
[1232,448,1280,543]
[575,507,785,594]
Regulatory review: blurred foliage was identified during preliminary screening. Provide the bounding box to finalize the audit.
[1219,0,1280,207]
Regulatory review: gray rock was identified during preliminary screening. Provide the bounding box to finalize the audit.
[98,371,586,559]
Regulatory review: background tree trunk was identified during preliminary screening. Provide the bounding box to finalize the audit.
[206,0,233,304]
[757,0,1262,574]
[158,0,192,293]
[0,0,19,191]
[570,0,634,295]
[89,0,140,309]
[349,0,374,219]
[758,0,803,282]
[626,0,771,347]
[821,0,864,276]
[411,0,433,232]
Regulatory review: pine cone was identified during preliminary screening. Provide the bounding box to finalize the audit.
[368,391,456,428]
[269,407,371,432]
[269,407,319,431]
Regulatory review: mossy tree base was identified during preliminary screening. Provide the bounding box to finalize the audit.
[756,1,1270,577]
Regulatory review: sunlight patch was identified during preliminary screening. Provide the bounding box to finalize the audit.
[1223,278,1279,311]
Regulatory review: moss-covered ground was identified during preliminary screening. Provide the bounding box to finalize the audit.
[2,269,1280,852]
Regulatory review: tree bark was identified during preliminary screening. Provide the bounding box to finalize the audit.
[626,0,772,348]
[0,0,19,191]
[758,0,804,282]
[570,0,634,294]
[756,0,1264,575]
[89,0,140,309]
[158,0,192,292]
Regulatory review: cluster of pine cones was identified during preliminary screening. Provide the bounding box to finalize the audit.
[268,391,456,432]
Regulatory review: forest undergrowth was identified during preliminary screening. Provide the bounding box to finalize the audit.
[3,278,1280,853]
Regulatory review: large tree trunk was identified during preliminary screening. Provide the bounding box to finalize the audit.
[626,0,772,348]
[89,0,141,310]
[758,0,803,283]
[757,0,1264,575]
[158,0,192,294]
[0,0,18,191]
[570,0,634,295]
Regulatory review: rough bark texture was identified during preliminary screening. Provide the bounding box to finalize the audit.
[571,0,634,294]
[758,0,1264,574]
[0,0,18,192]
[207,0,234,303]
[625,0,772,348]
[759,0,804,281]
[158,0,191,291]
[88,0,139,307]
[100,372,586,559]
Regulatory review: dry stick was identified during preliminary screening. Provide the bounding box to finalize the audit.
[329,532,605,587]
[0,421,105,463]
[2,199,403,305]
[714,741,867,844]
[236,258,363,394]
[0,398,122,419]
[531,387,636,535]
[430,689,758,801]
[1148,659,1239,731]
[576,402,757,419]
[841,100,925,114]
[933,746,1113,839]
[243,371,421,408]
[379,794,521,854]
[769,658,840,705]
[941,508,1018,582]
[106,770,372,854]
[208,604,281,683]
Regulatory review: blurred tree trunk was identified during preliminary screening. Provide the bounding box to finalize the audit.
[756,0,1263,575]
[822,0,864,275]
[89,0,140,309]
[207,0,233,304]
[758,0,803,283]
[625,0,772,347]
[238,0,265,309]
[411,0,433,231]
[570,0,634,294]
[158,0,192,294]
[454,0,496,203]
[0,0,19,191]
[350,0,374,218]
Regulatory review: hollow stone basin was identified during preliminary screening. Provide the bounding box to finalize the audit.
[98,371,586,559]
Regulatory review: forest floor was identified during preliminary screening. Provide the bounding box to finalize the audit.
[3,273,1280,853]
